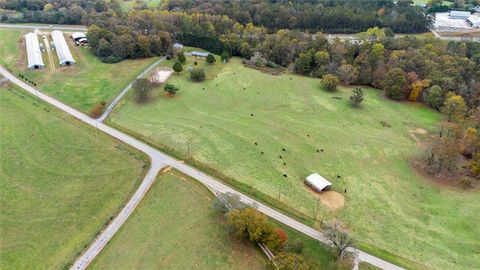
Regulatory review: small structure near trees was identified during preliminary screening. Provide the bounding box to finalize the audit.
[190,51,209,58]
[305,173,332,192]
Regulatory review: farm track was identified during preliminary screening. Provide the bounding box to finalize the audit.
[1,64,405,270]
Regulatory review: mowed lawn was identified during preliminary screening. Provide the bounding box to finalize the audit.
[0,28,159,113]
[0,85,148,269]
[109,58,480,270]
[90,170,266,270]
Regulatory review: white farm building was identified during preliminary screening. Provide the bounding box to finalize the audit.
[25,33,45,70]
[467,15,480,28]
[305,173,332,192]
[449,10,471,20]
[51,30,75,66]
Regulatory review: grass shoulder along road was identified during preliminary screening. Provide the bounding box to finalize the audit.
[107,57,480,270]
[0,28,159,114]
[89,170,266,270]
[0,84,149,269]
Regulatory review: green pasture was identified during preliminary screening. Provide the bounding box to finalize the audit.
[90,171,266,270]
[0,85,148,269]
[0,28,159,113]
[108,58,480,270]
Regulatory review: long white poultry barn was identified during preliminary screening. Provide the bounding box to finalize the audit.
[25,33,45,69]
[51,30,75,66]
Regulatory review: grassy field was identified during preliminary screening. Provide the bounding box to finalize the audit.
[108,58,480,270]
[90,170,266,270]
[120,0,163,10]
[0,84,149,269]
[0,28,159,113]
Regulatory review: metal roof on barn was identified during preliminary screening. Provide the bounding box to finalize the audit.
[51,30,75,66]
[25,33,45,69]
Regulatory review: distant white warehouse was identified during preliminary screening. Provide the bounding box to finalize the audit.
[449,10,471,20]
[467,15,480,28]
[25,33,45,70]
[305,173,332,192]
[51,30,75,66]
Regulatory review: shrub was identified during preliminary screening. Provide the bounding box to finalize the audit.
[284,239,305,254]
[172,62,183,74]
[164,83,179,95]
[133,78,153,103]
[206,53,216,64]
[267,252,311,270]
[190,68,206,82]
[350,88,364,106]
[194,61,198,65]
[275,228,288,247]
[221,51,230,62]
[176,51,186,64]
[90,102,106,118]
[266,61,278,68]
[321,74,340,91]
[102,55,122,63]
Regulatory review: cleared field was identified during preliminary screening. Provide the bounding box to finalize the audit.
[0,84,148,269]
[90,170,266,270]
[109,58,480,270]
[0,28,159,113]
[120,0,162,10]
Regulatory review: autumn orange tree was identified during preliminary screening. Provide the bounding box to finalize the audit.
[226,208,282,250]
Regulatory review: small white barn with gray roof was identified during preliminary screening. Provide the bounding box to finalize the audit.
[51,30,75,66]
[25,33,45,70]
[305,173,332,192]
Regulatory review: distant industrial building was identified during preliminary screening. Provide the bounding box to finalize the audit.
[25,32,45,70]
[467,15,480,28]
[449,10,471,20]
[189,51,209,58]
[51,30,75,66]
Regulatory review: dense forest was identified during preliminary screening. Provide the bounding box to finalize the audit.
[0,0,432,33]
[166,0,433,33]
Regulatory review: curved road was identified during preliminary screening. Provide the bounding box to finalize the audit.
[0,66,405,270]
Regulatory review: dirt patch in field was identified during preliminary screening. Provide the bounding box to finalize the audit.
[318,191,345,210]
[304,185,345,210]
[408,128,429,148]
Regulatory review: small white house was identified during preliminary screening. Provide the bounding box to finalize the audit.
[449,10,471,20]
[305,173,332,192]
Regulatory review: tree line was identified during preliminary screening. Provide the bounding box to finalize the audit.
[166,0,433,34]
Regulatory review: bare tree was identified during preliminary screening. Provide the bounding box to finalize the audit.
[323,221,354,258]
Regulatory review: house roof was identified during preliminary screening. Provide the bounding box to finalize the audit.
[305,173,332,191]
[25,32,45,69]
[467,15,480,23]
[190,51,209,57]
[173,43,183,48]
[449,10,471,17]
[51,30,75,65]
[71,32,86,40]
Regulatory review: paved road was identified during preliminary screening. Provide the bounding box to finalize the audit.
[0,66,405,270]
[97,56,167,122]
[0,23,87,31]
